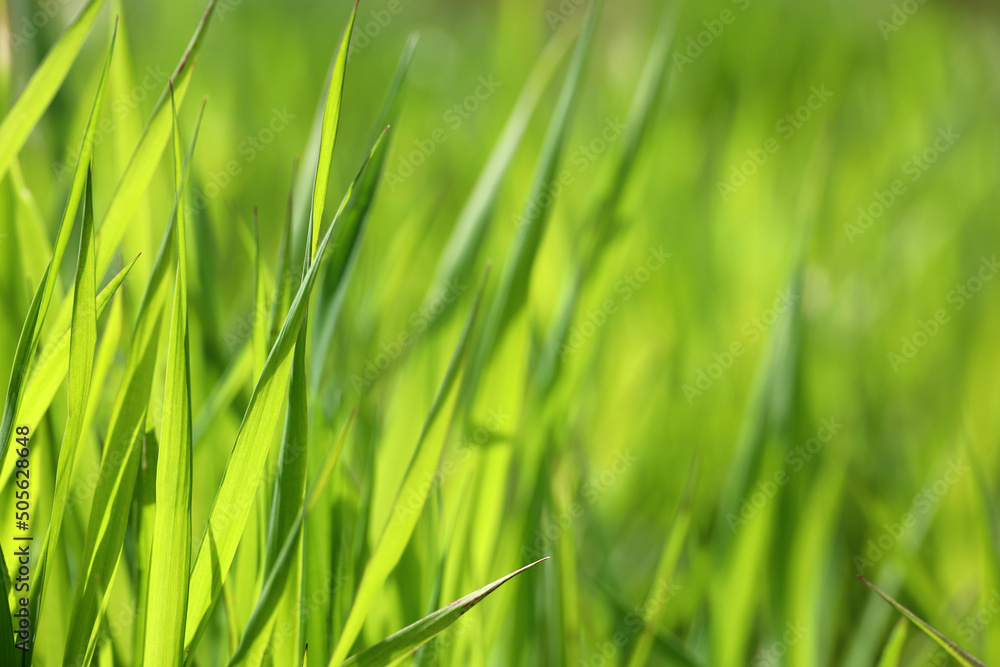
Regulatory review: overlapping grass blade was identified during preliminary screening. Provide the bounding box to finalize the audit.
[421,19,579,322]
[0,16,116,476]
[228,410,357,665]
[0,0,105,180]
[460,0,601,406]
[33,166,98,625]
[858,576,986,666]
[95,0,217,273]
[307,0,358,261]
[62,99,207,667]
[141,87,197,666]
[327,266,490,666]
[184,132,389,657]
[311,33,418,386]
[0,544,16,664]
[343,558,549,667]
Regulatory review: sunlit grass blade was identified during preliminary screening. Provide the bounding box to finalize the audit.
[228,410,357,665]
[306,0,358,262]
[184,132,388,657]
[858,575,986,666]
[0,15,116,477]
[876,618,909,667]
[251,208,268,378]
[95,0,217,273]
[141,86,197,666]
[422,17,579,323]
[328,265,490,666]
[134,428,160,662]
[460,0,601,407]
[33,165,98,625]
[343,557,549,667]
[311,33,417,387]
[62,99,206,667]
[0,0,105,181]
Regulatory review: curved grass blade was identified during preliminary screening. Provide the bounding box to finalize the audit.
[62,100,207,667]
[343,558,549,667]
[184,132,389,657]
[876,618,909,667]
[228,410,357,665]
[0,15,116,488]
[327,266,491,667]
[0,0,105,180]
[858,575,986,666]
[141,86,196,666]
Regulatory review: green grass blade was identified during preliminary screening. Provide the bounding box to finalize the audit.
[858,576,986,666]
[95,0,217,273]
[228,410,357,665]
[460,0,601,407]
[424,18,579,320]
[62,101,206,667]
[134,429,160,663]
[141,86,197,666]
[0,545,18,662]
[342,558,549,667]
[34,165,98,623]
[876,618,909,667]
[184,133,388,657]
[311,33,417,386]
[0,0,105,181]
[307,0,358,263]
[251,208,268,379]
[0,15,116,479]
[328,266,490,666]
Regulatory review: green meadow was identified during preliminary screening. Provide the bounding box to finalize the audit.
[0,0,999,664]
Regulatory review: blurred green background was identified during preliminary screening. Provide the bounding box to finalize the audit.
[2,0,1000,664]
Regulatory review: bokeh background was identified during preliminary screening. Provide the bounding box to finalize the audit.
[2,0,1000,664]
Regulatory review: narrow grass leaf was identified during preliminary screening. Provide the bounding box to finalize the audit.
[142,88,197,666]
[63,101,206,667]
[184,133,388,657]
[328,266,491,666]
[0,17,116,478]
[858,575,986,666]
[343,558,549,667]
